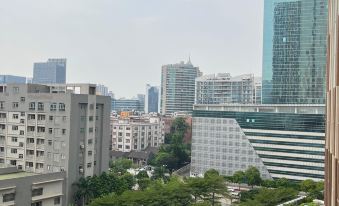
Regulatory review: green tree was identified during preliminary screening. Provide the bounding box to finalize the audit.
[203,169,229,206]
[73,177,93,206]
[233,171,246,190]
[187,177,209,202]
[244,166,262,188]
[109,158,134,175]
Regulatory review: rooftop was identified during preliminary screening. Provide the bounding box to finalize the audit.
[0,172,38,181]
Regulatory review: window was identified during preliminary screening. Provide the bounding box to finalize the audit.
[88,139,93,144]
[12,102,19,108]
[59,103,65,111]
[88,151,93,156]
[12,114,18,119]
[80,128,85,133]
[50,103,57,111]
[3,193,15,202]
[49,128,53,134]
[12,125,18,130]
[87,163,92,168]
[37,114,45,121]
[19,154,23,158]
[48,140,52,146]
[38,102,44,111]
[49,116,54,121]
[54,197,61,205]
[29,102,36,110]
[11,137,17,142]
[62,129,66,135]
[32,188,43,197]
[89,128,93,133]
[89,116,93,121]
[11,148,17,154]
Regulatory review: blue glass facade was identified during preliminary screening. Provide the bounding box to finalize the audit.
[262,0,327,104]
[146,86,159,113]
[33,59,66,84]
[0,75,26,84]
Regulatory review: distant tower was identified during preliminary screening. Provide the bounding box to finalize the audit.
[145,84,160,113]
[33,58,67,84]
[161,59,201,114]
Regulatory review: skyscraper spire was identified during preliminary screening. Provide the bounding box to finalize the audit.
[187,54,192,65]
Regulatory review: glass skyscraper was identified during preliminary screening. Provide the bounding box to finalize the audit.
[33,58,67,84]
[262,0,327,104]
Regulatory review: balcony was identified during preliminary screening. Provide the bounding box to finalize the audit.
[26,154,34,161]
[27,131,35,136]
[27,120,36,125]
[36,156,45,162]
[25,166,34,172]
[0,140,5,146]
[36,132,45,137]
[37,120,45,125]
[0,118,6,123]
[26,143,35,149]
[0,151,4,157]
[36,144,45,150]
[0,129,5,135]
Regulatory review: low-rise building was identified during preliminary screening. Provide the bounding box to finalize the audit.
[0,167,65,206]
[111,116,164,152]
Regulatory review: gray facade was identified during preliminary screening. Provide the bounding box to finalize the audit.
[0,167,66,206]
[191,104,325,181]
[195,73,255,105]
[112,98,144,112]
[0,75,26,84]
[33,59,66,84]
[0,83,111,205]
[161,60,202,115]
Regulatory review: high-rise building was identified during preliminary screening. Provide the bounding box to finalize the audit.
[262,0,328,104]
[254,77,262,104]
[96,84,109,96]
[195,73,255,105]
[161,59,202,114]
[0,83,111,205]
[325,0,339,205]
[0,75,26,84]
[111,98,144,112]
[145,84,160,113]
[33,59,67,84]
[191,104,325,181]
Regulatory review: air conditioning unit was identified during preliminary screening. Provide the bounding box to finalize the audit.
[80,144,85,149]
[79,168,84,173]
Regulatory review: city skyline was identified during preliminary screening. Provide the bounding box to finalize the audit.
[0,0,264,98]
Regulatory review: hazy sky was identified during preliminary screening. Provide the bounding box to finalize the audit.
[0,0,264,98]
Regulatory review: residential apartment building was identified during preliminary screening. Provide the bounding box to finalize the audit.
[96,84,109,96]
[0,75,26,84]
[111,117,164,152]
[145,84,160,113]
[0,83,111,205]
[191,104,325,181]
[254,77,262,104]
[195,73,255,105]
[161,60,202,114]
[0,167,66,206]
[325,0,339,205]
[33,58,67,84]
[262,0,327,104]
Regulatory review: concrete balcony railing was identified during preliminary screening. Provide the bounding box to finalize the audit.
[36,144,45,150]
[0,118,6,123]
[26,143,35,149]
[27,120,36,125]
[0,152,4,157]
[27,131,35,137]
[0,140,5,146]
[26,155,34,161]
[36,156,45,162]
[0,129,5,135]
[37,120,45,125]
[36,132,45,137]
